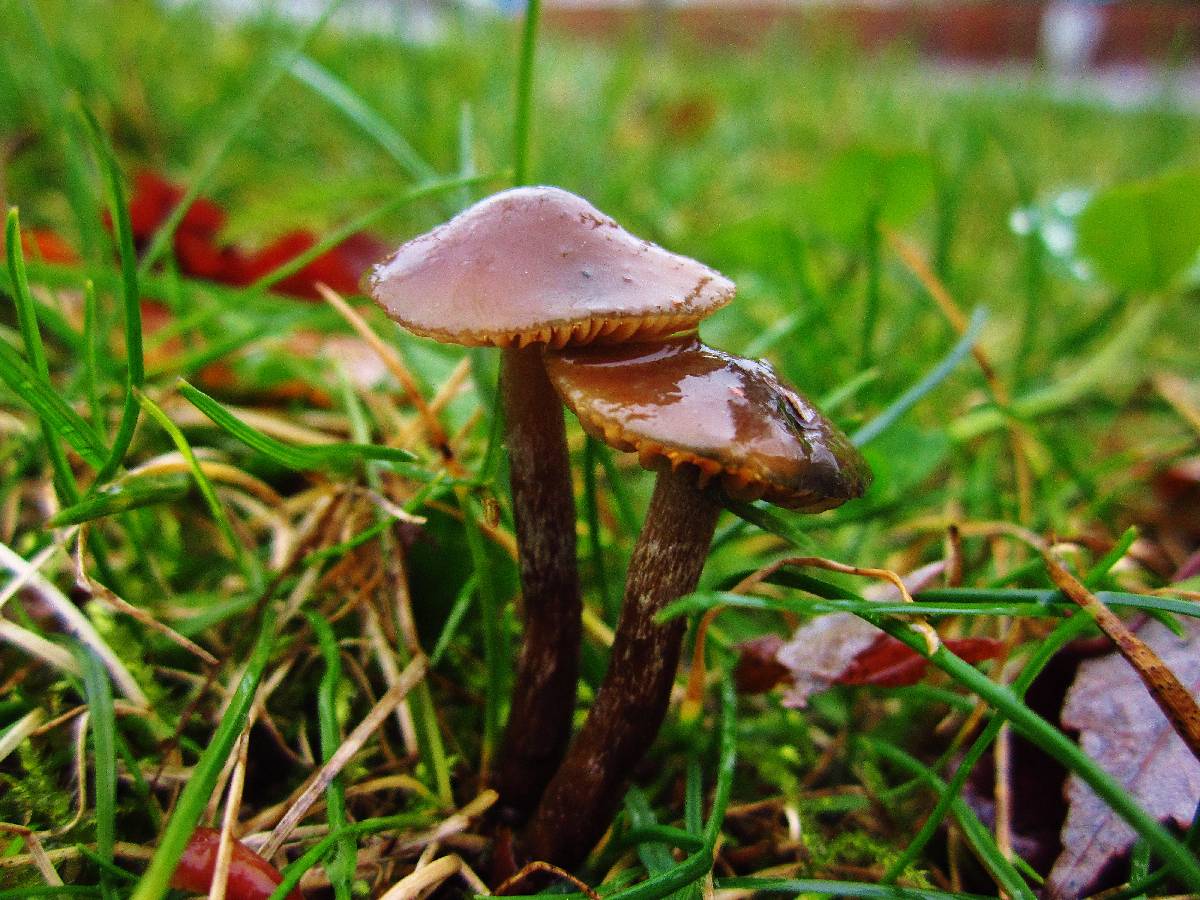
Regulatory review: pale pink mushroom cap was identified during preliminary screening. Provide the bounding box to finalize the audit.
[367,187,735,348]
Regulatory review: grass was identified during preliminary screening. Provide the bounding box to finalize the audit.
[1,0,1200,897]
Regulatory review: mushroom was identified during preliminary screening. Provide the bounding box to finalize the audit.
[367,187,734,822]
[525,334,871,866]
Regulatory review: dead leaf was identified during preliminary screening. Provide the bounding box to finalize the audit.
[1046,617,1200,899]
[835,634,1000,688]
[777,613,881,708]
[733,634,789,694]
[775,561,948,707]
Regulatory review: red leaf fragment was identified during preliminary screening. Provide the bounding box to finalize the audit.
[121,170,226,245]
[734,634,789,694]
[170,827,301,900]
[836,635,1002,687]
[19,229,80,264]
[115,170,387,300]
[1046,617,1200,899]
[240,229,388,299]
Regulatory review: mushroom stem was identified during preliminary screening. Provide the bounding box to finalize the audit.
[525,464,721,867]
[491,345,583,824]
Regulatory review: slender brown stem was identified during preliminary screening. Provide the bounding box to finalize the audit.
[525,465,721,867]
[491,346,582,824]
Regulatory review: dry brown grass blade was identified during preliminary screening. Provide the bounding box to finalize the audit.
[363,603,420,755]
[316,283,459,466]
[392,790,497,854]
[210,728,252,900]
[128,453,285,506]
[260,654,430,858]
[0,708,44,764]
[494,860,602,900]
[885,230,1034,524]
[0,539,147,704]
[1154,372,1200,437]
[73,528,219,668]
[378,853,488,900]
[0,824,62,885]
[959,520,1200,765]
[429,357,473,416]
[0,619,82,676]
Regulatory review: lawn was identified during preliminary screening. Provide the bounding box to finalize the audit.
[2,1,1200,898]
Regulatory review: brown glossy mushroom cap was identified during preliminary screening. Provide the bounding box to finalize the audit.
[544,336,871,511]
[366,187,735,349]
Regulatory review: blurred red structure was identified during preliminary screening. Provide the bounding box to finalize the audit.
[108,170,385,300]
[544,2,1200,65]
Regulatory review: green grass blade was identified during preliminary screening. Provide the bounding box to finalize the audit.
[178,379,450,479]
[662,588,1200,625]
[722,500,816,552]
[882,612,1094,882]
[429,574,478,668]
[75,646,117,874]
[14,0,106,262]
[5,208,87,499]
[136,0,344,276]
[82,280,102,427]
[583,437,617,619]
[306,612,354,900]
[48,473,191,527]
[714,878,992,899]
[78,109,144,486]
[129,605,277,900]
[863,737,1034,898]
[852,305,987,447]
[6,210,54,379]
[457,488,507,772]
[591,674,737,900]
[626,789,676,876]
[287,53,436,182]
[248,172,495,294]
[878,617,1200,891]
[512,0,543,184]
[0,336,107,469]
[136,390,258,586]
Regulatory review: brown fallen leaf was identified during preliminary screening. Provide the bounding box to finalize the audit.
[1046,617,1200,899]
[774,561,950,707]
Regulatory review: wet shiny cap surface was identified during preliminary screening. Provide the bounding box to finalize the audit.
[545,336,871,510]
[367,187,735,348]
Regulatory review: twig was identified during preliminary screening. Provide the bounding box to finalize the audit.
[959,521,1200,765]
[260,654,429,857]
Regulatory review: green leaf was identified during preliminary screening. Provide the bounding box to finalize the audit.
[1076,169,1200,293]
[813,146,934,242]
